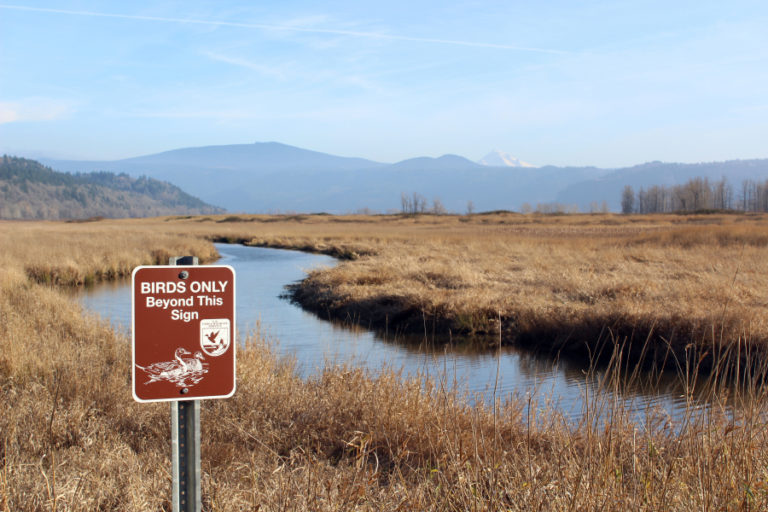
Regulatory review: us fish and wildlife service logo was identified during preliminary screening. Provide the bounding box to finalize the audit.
[200,318,231,357]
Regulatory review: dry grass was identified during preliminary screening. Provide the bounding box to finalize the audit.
[2,213,768,510]
[200,212,768,375]
[7,212,765,370]
[0,220,218,286]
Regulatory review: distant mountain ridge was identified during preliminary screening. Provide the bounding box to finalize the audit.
[41,143,602,213]
[39,143,768,213]
[0,155,223,219]
[45,141,385,174]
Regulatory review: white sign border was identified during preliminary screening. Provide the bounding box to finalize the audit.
[131,264,237,403]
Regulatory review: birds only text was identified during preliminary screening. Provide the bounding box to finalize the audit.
[140,280,228,322]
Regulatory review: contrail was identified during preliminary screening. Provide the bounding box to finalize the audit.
[0,4,568,55]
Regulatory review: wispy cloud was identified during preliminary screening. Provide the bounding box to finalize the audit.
[0,98,74,124]
[0,4,569,54]
[202,51,287,79]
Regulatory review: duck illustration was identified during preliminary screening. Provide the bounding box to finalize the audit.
[182,351,206,372]
[136,347,209,387]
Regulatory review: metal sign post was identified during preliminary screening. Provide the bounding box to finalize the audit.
[131,255,236,512]
[171,256,200,512]
[172,397,201,511]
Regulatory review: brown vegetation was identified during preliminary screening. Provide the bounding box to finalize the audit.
[208,212,768,376]
[2,214,768,509]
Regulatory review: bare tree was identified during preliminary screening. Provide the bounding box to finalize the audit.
[413,192,427,214]
[687,177,711,210]
[637,188,647,213]
[712,177,731,210]
[621,185,635,214]
[432,197,446,215]
[401,191,428,214]
[400,192,412,214]
[741,180,752,211]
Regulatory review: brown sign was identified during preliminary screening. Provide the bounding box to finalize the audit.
[132,265,236,402]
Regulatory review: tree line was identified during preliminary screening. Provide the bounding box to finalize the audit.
[621,177,768,214]
[400,192,448,215]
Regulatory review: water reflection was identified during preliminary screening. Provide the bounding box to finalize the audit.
[74,243,704,423]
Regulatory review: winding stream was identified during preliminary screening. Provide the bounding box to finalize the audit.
[76,243,703,423]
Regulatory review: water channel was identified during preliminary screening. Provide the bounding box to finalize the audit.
[76,243,702,424]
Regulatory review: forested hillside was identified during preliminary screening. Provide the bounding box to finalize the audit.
[0,156,224,219]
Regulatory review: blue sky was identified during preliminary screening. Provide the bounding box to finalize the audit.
[1,1,767,167]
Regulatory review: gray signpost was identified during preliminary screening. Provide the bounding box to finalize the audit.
[170,256,202,512]
[172,397,201,512]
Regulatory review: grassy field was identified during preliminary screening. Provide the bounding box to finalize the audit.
[2,213,768,510]
[189,212,766,375]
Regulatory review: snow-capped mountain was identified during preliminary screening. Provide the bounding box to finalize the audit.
[478,150,535,168]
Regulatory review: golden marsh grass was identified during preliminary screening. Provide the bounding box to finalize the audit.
[2,213,768,509]
[188,212,768,375]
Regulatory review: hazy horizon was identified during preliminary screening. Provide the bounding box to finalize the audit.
[6,141,768,172]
